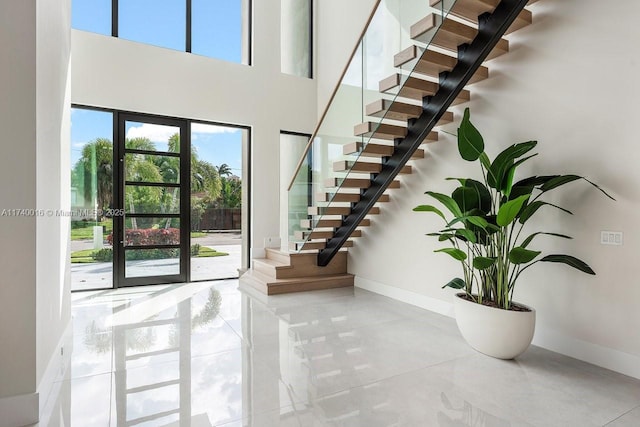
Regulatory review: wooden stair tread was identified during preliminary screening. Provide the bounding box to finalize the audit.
[354,122,408,140]
[366,99,423,121]
[343,141,424,159]
[394,46,488,85]
[429,0,533,34]
[301,218,371,228]
[292,240,355,251]
[411,15,508,60]
[317,192,361,203]
[380,74,470,105]
[333,160,382,173]
[295,229,363,240]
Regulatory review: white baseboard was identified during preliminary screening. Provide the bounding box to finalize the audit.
[37,320,72,425]
[532,328,640,380]
[354,275,640,380]
[354,276,455,318]
[0,393,39,427]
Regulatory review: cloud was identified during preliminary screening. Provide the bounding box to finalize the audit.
[126,123,240,143]
[192,123,240,135]
[126,123,179,142]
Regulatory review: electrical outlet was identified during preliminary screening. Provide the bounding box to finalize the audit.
[264,237,281,248]
[601,231,623,246]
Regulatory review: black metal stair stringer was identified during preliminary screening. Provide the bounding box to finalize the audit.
[317,0,531,266]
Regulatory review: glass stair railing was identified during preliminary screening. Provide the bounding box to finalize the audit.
[287,0,534,260]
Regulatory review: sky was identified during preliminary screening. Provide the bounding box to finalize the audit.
[71,0,243,62]
[70,0,245,175]
[71,108,244,175]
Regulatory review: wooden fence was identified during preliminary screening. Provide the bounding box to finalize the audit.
[193,208,241,231]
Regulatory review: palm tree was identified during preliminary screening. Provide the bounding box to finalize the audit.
[216,163,232,177]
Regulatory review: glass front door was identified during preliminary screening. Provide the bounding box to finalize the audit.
[115,114,189,286]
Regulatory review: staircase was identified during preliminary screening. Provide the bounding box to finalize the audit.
[242,0,539,294]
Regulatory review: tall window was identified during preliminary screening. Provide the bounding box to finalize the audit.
[70,108,114,291]
[281,0,312,78]
[71,0,251,64]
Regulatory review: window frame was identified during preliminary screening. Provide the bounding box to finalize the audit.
[102,0,253,65]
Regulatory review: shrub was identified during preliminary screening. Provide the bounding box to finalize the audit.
[190,243,201,256]
[92,248,113,262]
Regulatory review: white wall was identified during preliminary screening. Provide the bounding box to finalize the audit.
[36,0,72,404]
[0,0,71,425]
[315,0,378,118]
[71,0,317,257]
[348,0,640,378]
[0,0,38,401]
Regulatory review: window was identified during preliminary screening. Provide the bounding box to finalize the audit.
[119,0,186,51]
[72,0,111,36]
[71,0,251,64]
[281,0,312,78]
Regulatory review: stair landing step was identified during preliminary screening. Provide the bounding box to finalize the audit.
[240,270,354,295]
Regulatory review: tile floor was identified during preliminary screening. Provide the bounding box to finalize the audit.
[36,280,640,426]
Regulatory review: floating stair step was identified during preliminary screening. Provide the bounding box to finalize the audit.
[430,0,532,35]
[300,218,371,228]
[333,160,382,173]
[333,160,410,176]
[379,74,437,99]
[394,46,488,85]
[291,240,355,251]
[343,142,425,159]
[240,269,353,295]
[366,99,422,121]
[295,229,363,240]
[380,74,470,105]
[317,192,389,203]
[354,122,408,140]
[366,99,453,127]
[308,206,351,216]
[411,15,509,60]
[399,165,412,174]
[324,177,371,189]
[317,192,361,203]
[388,180,401,189]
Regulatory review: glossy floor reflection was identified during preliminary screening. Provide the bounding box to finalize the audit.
[38,280,640,426]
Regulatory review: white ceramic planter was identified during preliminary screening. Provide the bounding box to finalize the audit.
[453,293,536,359]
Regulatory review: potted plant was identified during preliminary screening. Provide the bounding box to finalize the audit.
[414,108,614,359]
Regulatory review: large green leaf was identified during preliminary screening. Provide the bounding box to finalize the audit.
[496,194,530,226]
[465,179,492,213]
[452,186,480,213]
[487,141,537,189]
[540,175,615,200]
[413,205,446,221]
[513,175,558,188]
[442,278,466,289]
[455,229,477,243]
[509,247,541,264]
[540,254,595,275]
[427,192,463,217]
[458,108,484,161]
[434,248,467,261]
[521,232,572,248]
[473,256,496,270]
[503,154,538,197]
[518,201,573,224]
[509,184,534,201]
[447,215,489,230]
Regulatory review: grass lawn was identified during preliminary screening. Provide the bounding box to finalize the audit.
[71,246,228,263]
[190,231,208,238]
[71,221,112,241]
[70,249,98,263]
[196,247,229,258]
